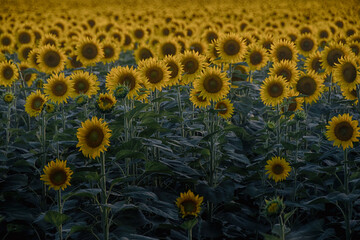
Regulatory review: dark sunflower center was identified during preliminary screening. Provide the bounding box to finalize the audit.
[52,81,68,96]
[100,97,113,107]
[44,39,56,46]
[250,51,263,65]
[350,45,359,56]
[134,29,144,39]
[32,97,44,110]
[351,89,357,97]
[223,39,240,56]
[300,38,314,52]
[24,73,32,82]
[86,126,105,148]
[75,79,89,93]
[196,92,207,102]
[181,200,196,213]
[162,43,176,56]
[139,48,153,60]
[276,46,293,61]
[124,34,132,46]
[1,36,11,46]
[3,66,14,80]
[311,58,322,72]
[206,32,218,43]
[319,30,329,38]
[263,41,272,51]
[216,102,228,114]
[112,33,121,42]
[296,76,316,96]
[19,32,31,44]
[190,43,203,54]
[70,55,83,68]
[50,169,67,186]
[43,50,61,67]
[183,58,199,74]
[104,46,115,58]
[162,28,170,36]
[288,101,297,112]
[272,163,284,175]
[277,68,292,82]
[167,62,179,79]
[22,47,32,60]
[326,48,344,67]
[121,74,136,90]
[204,75,223,93]
[334,121,353,141]
[268,82,284,97]
[82,43,98,60]
[342,63,357,83]
[146,68,163,84]
[288,34,297,42]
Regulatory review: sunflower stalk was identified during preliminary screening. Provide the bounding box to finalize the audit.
[276,104,281,156]
[177,85,185,138]
[327,73,332,104]
[58,189,63,240]
[40,112,47,211]
[343,148,351,240]
[208,102,217,222]
[279,215,286,240]
[100,152,109,240]
[5,101,11,156]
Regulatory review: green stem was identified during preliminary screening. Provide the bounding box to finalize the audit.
[279,215,285,240]
[61,104,65,131]
[276,104,281,156]
[58,190,63,240]
[100,152,109,240]
[328,73,332,104]
[177,86,185,138]
[208,102,216,221]
[188,227,193,240]
[344,148,351,240]
[5,102,11,156]
[293,120,299,202]
[41,113,47,211]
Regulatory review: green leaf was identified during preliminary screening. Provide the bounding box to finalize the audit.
[181,218,198,230]
[284,209,296,224]
[116,149,146,160]
[63,189,101,201]
[145,161,171,173]
[68,224,91,235]
[260,233,281,240]
[44,211,70,228]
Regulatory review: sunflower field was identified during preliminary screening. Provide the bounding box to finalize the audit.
[1,0,360,239]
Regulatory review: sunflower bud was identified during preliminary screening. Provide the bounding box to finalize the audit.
[294,110,306,121]
[45,102,55,113]
[114,84,129,100]
[96,93,116,113]
[75,94,89,106]
[266,121,276,130]
[3,92,14,104]
[264,196,284,218]
[35,79,44,89]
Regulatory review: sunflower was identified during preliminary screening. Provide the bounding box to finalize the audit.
[25,90,47,117]
[97,93,117,113]
[16,29,34,46]
[138,58,170,91]
[206,40,221,64]
[70,70,99,98]
[189,88,211,108]
[265,156,291,183]
[304,51,325,76]
[293,70,324,104]
[281,89,304,118]
[296,33,317,57]
[260,76,289,106]
[271,39,298,63]
[348,41,360,62]
[180,50,207,85]
[0,33,15,51]
[194,67,230,102]
[215,99,234,119]
[134,45,155,63]
[66,54,83,69]
[321,42,352,74]
[202,28,219,44]
[27,48,41,69]
[157,39,180,58]
[264,196,284,218]
[326,113,360,150]
[37,45,66,74]
[132,26,147,43]
[19,62,37,87]
[40,33,58,47]
[162,55,183,86]
[122,33,134,50]
[229,64,249,87]
[0,61,19,87]
[259,34,274,53]
[216,33,247,63]
[76,116,112,159]
[45,102,56,113]
[101,40,120,64]
[3,92,14,104]
[245,44,269,71]
[40,159,73,191]
[76,37,104,66]
[18,44,33,62]
[106,66,141,99]
[175,190,203,218]
[333,55,359,90]
[269,60,299,85]
[44,73,73,104]
[188,39,207,55]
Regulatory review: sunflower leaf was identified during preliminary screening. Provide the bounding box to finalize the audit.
[44,210,70,228]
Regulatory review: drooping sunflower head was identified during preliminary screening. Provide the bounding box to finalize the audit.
[296,33,317,57]
[326,113,360,150]
[96,92,117,113]
[44,72,74,104]
[194,67,231,102]
[341,85,358,104]
[25,90,48,117]
[281,89,304,118]
[264,196,284,218]
[76,37,104,66]
[189,88,211,109]
[269,59,299,85]
[138,58,171,91]
[0,60,19,87]
[304,51,325,76]
[229,64,249,87]
[265,156,291,183]
[245,44,269,71]
[216,33,247,63]
[40,159,73,191]
[70,70,99,98]
[134,45,155,64]
[106,66,141,99]
[333,55,359,90]
[271,39,298,63]
[293,70,324,104]
[260,75,289,107]
[180,50,207,85]
[76,116,112,159]
[321,42,352,74]
[215,98,234,119]
[2,92,14,104]
[175,190,203,218]
[37,45,66,74]
[162,55,183,86]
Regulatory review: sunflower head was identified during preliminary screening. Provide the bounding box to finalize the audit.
[70,70,99,98]
[293,70,324,104]
[97,93,117,113]
[333,55,359,90]
[180,50,207,85]
[264,196,284,218]
[138,58,171,91]
[269,60,299,85]
[163,55,183,86]
[40,159,73,191]
[44,72,74,104]
[215,99,234,119]
[216,33,247,63]
[245,44,269,71]
[271,39,298,63]
[134,45,155,63]
[265,156,291,183]
[3,92,14,104]
[25,90,47,117]
[296,33,317,57]
[45,102,56,113]
[114,84,129,100]
[189,88,211,108]
[260,75,289,106]
[37,45,66,74]
[0,60,19,87]
[76,116,112,159]
[106,66,141,99]
[76,37,104,66]
[305,51,325,75]
[326,113,360,150]
[175,190,203,218]
[321,42,351,74]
